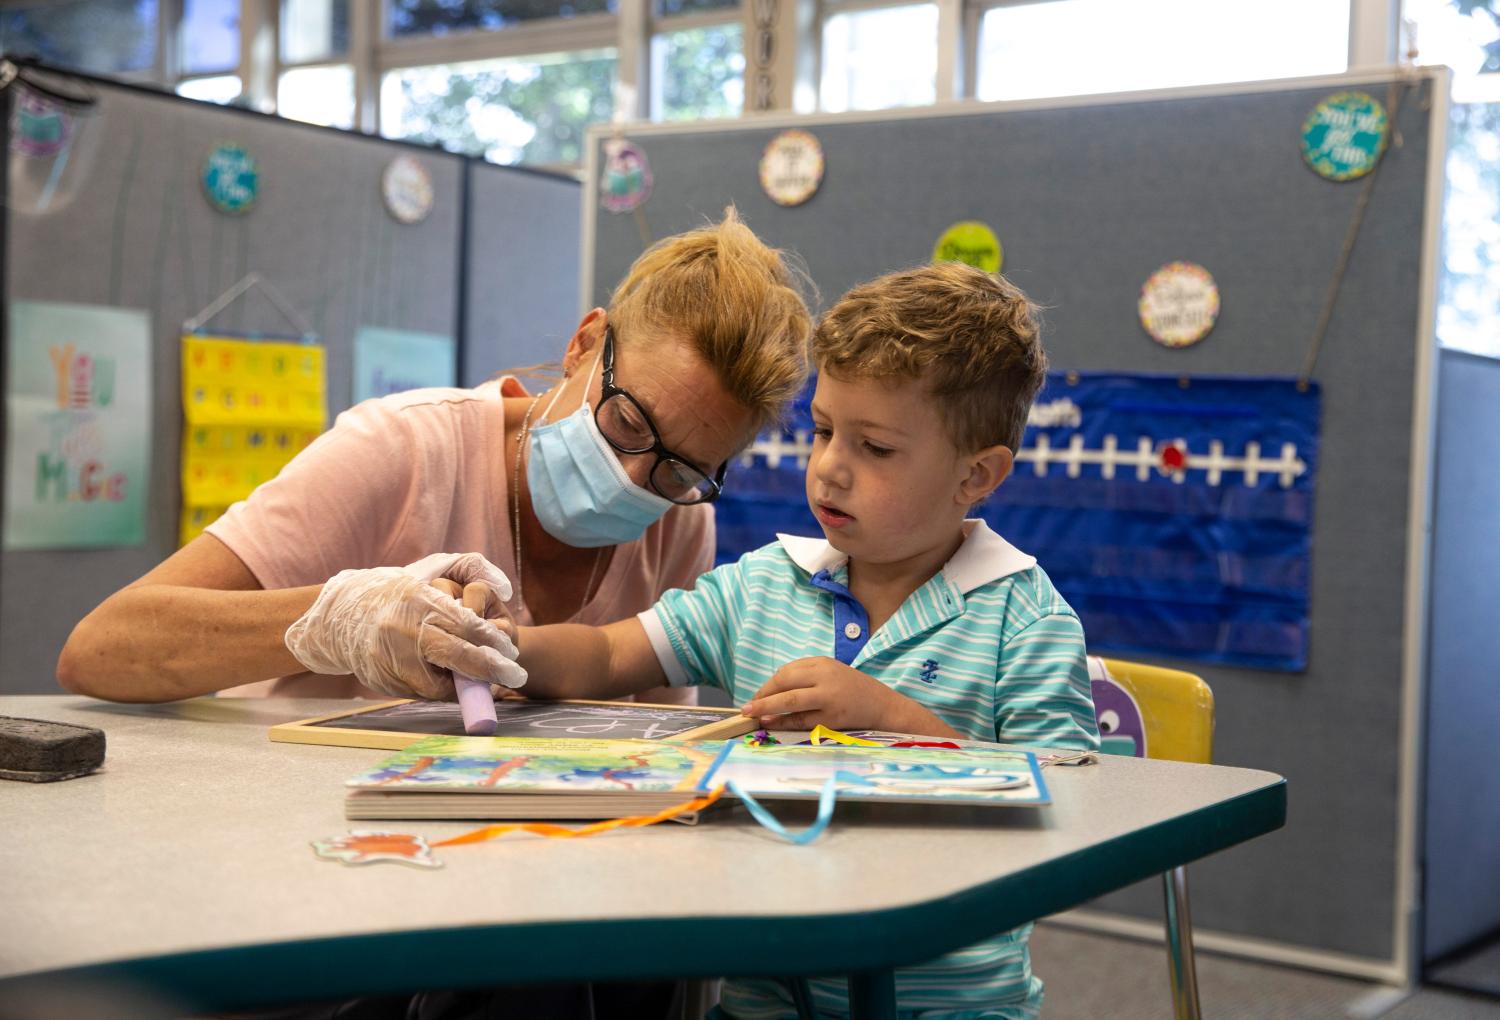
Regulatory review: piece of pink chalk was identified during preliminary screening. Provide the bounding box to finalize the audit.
[454,675,498,736]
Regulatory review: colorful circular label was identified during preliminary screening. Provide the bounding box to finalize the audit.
[382,154,434,224]
[202,144,259,214]
[759,129,824,206]
[1138,262,1220,348]
[933,221,1003,273]
[601,139,652,214]
[1301,91,1389,182]
[11,90,71,158]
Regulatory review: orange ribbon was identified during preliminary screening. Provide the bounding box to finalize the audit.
[431,785,726,847]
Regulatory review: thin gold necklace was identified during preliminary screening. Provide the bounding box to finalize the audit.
[511,391,606,620]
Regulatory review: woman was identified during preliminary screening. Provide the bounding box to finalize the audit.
[58,211,812,704]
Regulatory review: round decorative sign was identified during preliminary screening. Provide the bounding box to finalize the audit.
[11,90,71,158]
[1138,262,1220,348]
[382,154,434,224]
[600,138,652,214]
[933,221,1003,273]
[202,143,259,214]
[1301,91,1389,182]
[759,129,824,206]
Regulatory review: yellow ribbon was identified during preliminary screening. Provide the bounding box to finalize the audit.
[809,725,882,747]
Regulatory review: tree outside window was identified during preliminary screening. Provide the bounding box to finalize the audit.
[382,51,617,166]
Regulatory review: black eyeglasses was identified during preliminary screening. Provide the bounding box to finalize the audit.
[595,326,727,505]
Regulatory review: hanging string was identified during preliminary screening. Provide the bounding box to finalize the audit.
[183,272,314,339]
[1298,78,1414,388]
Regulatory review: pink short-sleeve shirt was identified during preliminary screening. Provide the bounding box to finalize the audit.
[206,379,715,699]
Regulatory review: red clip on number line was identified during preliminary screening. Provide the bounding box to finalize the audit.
[431,786,727,847]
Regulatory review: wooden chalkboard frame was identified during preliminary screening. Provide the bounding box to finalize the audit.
[268,697,757,750]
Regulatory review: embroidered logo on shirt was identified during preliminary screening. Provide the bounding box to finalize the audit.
[918,659,940,684]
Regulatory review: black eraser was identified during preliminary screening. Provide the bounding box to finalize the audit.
[0,716,106,783]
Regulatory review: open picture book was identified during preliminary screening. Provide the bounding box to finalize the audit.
[344,735,1050,821]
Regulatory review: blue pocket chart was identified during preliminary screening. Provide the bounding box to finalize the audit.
[715,372,1322,672]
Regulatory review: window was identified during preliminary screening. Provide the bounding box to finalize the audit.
[821,4,938,112]
[281,0,350,65]
[1438,100,1500,357]
[976,0,1348,102]
[388,0,616,37]
[0,0,158,75]
[651,23,745,120]
[181,0,239,74]
[1404,0,1500,101]
[656,0,738,13]
[279,65,356,128]
[382,50,618,166]
[1405,1,1500,356]
[177,74,242,104]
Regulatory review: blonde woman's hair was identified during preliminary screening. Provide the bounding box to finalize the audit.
[812,262,1046,453]
[608,208,813,433]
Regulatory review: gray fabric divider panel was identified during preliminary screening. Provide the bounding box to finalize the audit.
[463,164,580,386]
[1423,349,1500,961]
[1,82,464,696]
[590,78,1436,963]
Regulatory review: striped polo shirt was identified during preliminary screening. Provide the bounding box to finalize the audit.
[639,519,1099,1020]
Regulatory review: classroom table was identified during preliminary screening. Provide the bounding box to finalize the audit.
[0,696,1286,1018]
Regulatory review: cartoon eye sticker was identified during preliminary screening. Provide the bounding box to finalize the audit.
[1098,709,1121,734]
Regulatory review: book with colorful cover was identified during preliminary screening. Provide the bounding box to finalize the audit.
[343,736,1049,821]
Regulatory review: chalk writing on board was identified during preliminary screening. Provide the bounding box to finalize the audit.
[312,699,732,741]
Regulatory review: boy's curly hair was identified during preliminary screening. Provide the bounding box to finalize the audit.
[811,262,1046,453]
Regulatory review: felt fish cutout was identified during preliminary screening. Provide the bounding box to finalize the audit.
[311,830,442,868]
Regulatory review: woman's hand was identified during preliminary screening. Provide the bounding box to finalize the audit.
[415,551,525,697]
[284,563,525,700]
[741,657,963,739]
[430,579,525,699]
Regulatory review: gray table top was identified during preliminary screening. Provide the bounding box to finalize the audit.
[0,696,1285,1013]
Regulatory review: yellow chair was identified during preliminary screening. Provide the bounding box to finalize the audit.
[1090,656,1215,1020]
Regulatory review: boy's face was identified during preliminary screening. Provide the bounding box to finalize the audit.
[805,372,974,570]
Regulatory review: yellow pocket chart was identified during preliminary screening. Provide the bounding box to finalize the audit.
[180,335,326,544]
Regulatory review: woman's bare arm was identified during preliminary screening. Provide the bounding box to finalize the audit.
[56,534,321,703]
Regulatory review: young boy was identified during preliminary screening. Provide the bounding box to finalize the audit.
[510,262,1098,1018]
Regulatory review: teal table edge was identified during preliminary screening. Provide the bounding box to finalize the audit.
[2,779,1285,1014]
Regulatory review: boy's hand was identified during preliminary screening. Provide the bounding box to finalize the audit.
[742,657,904,731]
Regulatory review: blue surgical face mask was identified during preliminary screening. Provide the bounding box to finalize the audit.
[526,352,675,547]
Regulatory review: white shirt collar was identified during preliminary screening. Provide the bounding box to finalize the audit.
[776,519,1036,595]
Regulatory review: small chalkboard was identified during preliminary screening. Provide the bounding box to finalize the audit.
[268,698,756,750]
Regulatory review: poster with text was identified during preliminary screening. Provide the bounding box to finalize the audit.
[180,334,326,544]
[4,302,152,549]
[713,372,1321,672]
[353,327,455,404]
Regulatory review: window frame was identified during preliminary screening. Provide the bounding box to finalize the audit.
[126,0,1407,165]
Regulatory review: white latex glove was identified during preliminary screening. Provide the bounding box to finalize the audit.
[403,551,529,700]
[401,552,514,615]
[285,566,527,700]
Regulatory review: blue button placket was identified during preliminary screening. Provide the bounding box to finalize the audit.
[808,568,871,665]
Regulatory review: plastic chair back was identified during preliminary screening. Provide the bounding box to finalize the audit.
[1088,656,1214,765]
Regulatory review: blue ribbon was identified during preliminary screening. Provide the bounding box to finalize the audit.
[726,775,849,845]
